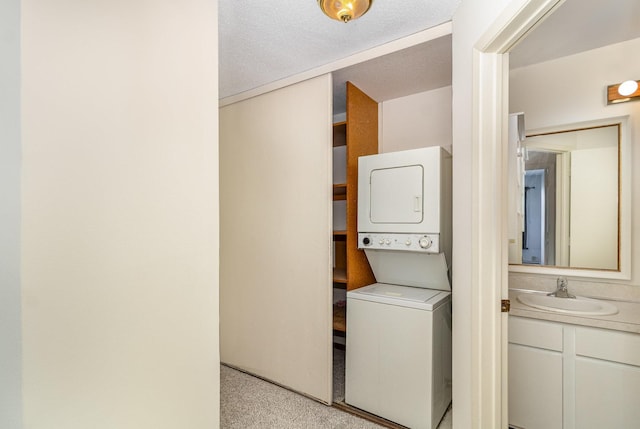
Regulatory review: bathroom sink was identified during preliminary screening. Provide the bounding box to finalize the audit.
[517,293,618,316]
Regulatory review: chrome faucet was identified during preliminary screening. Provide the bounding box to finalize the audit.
[547,277,575,299]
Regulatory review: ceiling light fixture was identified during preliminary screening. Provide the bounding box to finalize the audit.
[318,0,373,23]
[607,79,640,104]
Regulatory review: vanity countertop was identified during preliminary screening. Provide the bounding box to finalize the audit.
[509,289,640,334]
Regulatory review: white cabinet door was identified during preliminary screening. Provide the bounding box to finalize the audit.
[509,343,563,429]
[575,357,640,429]
[575,326,640,428]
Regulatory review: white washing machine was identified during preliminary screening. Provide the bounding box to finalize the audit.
[346,283,451,429]
[346,147,452,429]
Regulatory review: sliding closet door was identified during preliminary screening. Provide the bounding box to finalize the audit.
[219,75,333,403]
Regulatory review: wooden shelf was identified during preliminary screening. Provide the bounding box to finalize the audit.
[330,83,377,348]
[333,267,347,283]
[333,184,347,200]
[333,304,346,332]
[333,121,347,147]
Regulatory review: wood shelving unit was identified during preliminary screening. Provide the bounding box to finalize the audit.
[332,82,378,338]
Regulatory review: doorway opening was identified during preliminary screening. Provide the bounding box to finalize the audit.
[523,169,545,264]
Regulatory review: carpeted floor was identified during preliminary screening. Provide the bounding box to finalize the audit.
[333,347,346,403]
[221,346,452,429]
[220,363,384,428]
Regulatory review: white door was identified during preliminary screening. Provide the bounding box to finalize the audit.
[219,75,333,403]
[370,165,424,224]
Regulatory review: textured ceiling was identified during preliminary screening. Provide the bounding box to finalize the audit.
[332,34,452,113]
[219,0,640,108]
[218,0,461,100]
[510,0,640,69]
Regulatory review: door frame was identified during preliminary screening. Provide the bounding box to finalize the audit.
[470,0,565,427]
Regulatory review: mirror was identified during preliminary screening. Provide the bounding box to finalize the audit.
[510,123,619,269]
[506,0,636,280]
[508,117,630,278]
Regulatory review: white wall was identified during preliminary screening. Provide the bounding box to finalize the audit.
[21,1,220,428]
[570,146,618,269]
[510,37,640,298]
[510,38,640,134]
[379,86,452,153]
[0,0,22,427]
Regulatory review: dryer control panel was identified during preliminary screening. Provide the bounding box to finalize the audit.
[358,233,440,253]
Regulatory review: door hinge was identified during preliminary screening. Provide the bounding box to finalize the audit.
[501,299,511,313]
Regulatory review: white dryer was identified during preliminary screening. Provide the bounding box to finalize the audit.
[346,146,452,429]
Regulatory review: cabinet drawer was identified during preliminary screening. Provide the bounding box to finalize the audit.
[509,316,563,351]
[576,327,640,366]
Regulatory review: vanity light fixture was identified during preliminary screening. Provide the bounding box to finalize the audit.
[318,0,373,23]
[607,79,640,104]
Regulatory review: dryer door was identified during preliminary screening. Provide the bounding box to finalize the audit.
[370,165,423,224]
[358,146,446,234]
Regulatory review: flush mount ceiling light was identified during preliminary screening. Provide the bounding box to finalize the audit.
[607,79,640,104]
[318,0,373,23]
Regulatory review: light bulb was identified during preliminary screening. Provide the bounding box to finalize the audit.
[618,80,638,97]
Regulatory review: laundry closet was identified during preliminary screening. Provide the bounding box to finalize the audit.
[219,22,453,427]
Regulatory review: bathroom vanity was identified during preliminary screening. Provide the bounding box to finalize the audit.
[505,21,639,428]
[509,291,640,429]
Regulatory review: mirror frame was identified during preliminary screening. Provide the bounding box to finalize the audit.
[509,115,631,280]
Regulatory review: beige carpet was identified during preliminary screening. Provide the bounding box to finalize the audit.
[221,347,452,429]
[220,364,384,429]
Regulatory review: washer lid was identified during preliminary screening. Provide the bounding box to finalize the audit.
[347,283,450,310]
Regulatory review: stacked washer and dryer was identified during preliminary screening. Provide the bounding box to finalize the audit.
[345,146,452,429]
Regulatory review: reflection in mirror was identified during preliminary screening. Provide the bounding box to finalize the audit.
[508,123,620,271]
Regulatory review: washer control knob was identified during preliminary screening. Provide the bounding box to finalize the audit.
[379,239,384,245]
[419,236,432,249]
[405,239,412,246]
[363,237,371,246]
[385,239,391,245]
